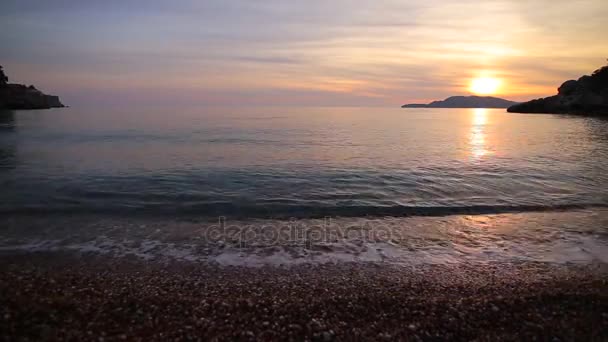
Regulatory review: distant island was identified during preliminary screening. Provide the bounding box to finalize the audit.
[0,65,64,110]
[508,62,608,116]
[402,96,519,109]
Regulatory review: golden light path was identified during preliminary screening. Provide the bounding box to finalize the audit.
[470,108,489,160]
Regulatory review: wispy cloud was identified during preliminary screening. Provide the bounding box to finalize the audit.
[1,0,607,106]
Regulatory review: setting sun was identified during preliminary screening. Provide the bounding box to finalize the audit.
[469,77,501,95]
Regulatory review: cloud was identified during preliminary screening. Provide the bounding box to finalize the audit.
[1,0,607,105]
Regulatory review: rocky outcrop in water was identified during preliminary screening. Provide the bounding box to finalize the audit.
[507,62,608,116]
[0,65,64,110]
[402,96,518,108]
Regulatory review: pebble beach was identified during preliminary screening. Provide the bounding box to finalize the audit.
[1,252,607,341]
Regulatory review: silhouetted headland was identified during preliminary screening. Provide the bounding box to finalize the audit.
[508,62,608,116]
[402,96,518,108]
[0,65,64,110]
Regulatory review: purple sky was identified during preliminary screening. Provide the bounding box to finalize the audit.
[1,0,607,106]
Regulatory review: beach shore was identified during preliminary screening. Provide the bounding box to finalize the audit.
[1,252,606,341]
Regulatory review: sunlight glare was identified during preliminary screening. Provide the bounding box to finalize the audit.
[470,108,489,160]
[469,77,501,95]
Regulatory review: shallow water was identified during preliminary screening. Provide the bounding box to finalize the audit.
[1,106,608,217]
[1,106,608,265]
[1,209,607,266]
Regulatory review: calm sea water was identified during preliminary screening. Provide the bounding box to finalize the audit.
[1,106,608,265]
[1,106,608,218]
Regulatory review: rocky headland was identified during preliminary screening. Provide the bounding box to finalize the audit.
[402,95,518,108]
[0,65,64,110]
[508,62,608,115]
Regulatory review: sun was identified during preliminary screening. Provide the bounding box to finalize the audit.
[469,77,501,95]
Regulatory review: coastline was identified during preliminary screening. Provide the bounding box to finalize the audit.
[1,251,607,341]
[2,208,607,339]
[2,209,608,266]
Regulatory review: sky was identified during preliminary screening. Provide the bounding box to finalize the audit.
[1,0,607,107]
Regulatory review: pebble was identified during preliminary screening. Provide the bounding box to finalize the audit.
[0,254,605,341]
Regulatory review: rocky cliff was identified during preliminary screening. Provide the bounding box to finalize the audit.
[507,62,608,115]
[0,65,64,110]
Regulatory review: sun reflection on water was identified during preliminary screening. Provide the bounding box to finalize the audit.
[470,108,489,160]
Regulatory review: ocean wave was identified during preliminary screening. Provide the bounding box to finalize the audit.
[2,209,607,266]
[2,202,607,219]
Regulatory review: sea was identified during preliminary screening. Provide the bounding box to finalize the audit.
[1,106,607,266]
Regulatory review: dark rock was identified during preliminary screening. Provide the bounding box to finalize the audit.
[0,66,7,85]
[0,65,64,110]
[402,96,519,109]
[508,61,608,116]
[557,80,579,96]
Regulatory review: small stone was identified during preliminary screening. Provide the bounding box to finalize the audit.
[288,323,302,330]
[322,330,334,341]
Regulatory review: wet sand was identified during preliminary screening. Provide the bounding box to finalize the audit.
[1,252,607,341]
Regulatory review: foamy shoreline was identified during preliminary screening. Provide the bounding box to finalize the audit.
[2,209,607,266]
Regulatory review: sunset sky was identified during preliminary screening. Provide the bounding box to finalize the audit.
[1,0,607,106]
